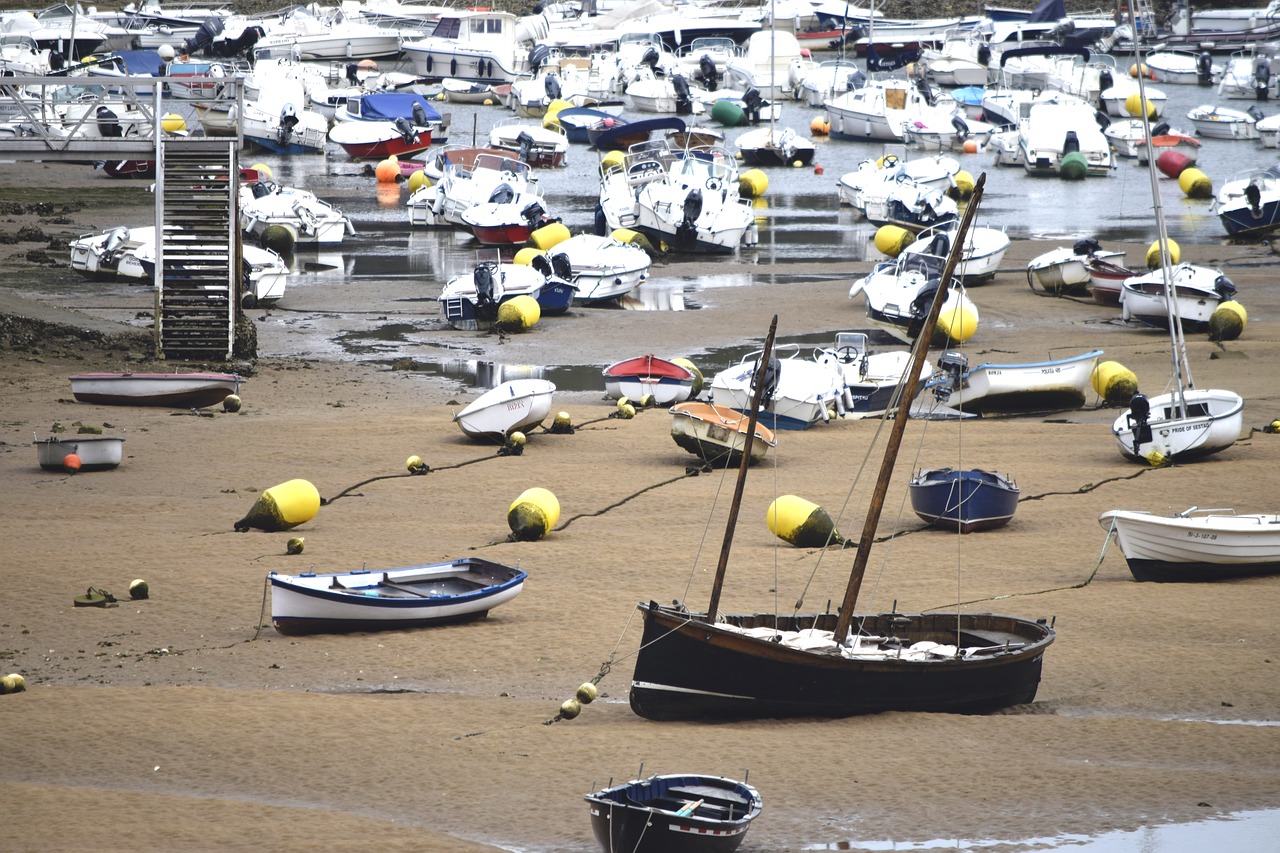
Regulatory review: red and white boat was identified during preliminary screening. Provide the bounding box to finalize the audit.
[69,372,244,408]
[328,119,434,159]
[602,355,697,406]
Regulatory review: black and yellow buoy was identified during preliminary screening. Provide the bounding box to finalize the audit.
[766,495,844,547]
[234,479,320,532]
[1091,361,1139,406]
[1208,301,1247,342]
[507,487,560,541]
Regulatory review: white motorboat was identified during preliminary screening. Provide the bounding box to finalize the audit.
[796,58,862,107]
[826,77,958,142]
[597,139,758,254]
[1026,239,1124,296]
[1186,104,1263,140]
[1215,48,1280,100]
[848,251,979,345]
[488,118,569,167]
[624,69,705,115]
[239,77,329,154]
[1119,263,1238,331]
[401,9,546,85]
[928,349,1103,415]
[1103,118,1201,161]
[1013,92,1114,178]
[902,222,1010,284]
[542,232,652,304]
[1098,508,1280,582]
[812,331,932,420]
[1144,49,1217,85]
[35,435,125,471]
[1098,75,1168,118]
[837,152,959,209]
[240,181,355,247]
[917,28,992,87]
[722,28,813,101]
[1212,165,1280,238]
[709,344,847,430]
[408,149,538,228]
[268,558,527,635]
[436,254,562,331]
[453,378,556,441]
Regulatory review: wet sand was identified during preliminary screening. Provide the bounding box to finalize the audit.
[2,174,1280,852]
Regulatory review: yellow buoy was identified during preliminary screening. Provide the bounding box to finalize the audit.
[670,356,704,397]
[1,673,26,694]
[161,113,186,133]
[1145,238,1181,269]
[617,401,636,419]
[738,168,769,198]
[543,98,572,127]
[937,303,978,344]
[600,149,625,172]
[508,487,560,541]
[1129,62,1151,78]
[129,579,150,600]
[261,224,295,255]
[612,227,660,256]
[559,698,582,719]
[1209,300,1247,341]
[1091,361,1139,405]
[767,495,843,548]
[286,536,305,555]
[576,682,598,703]
[223,393,242,413]
[809,115,829,135]
[250,163,274,181]
[234,479,320,532]
[953,170,976,198]
[495,294,541,331]
[874,224,913,258]
[1124,92,1157,118]
[406,454,428,474]
[1178,167,1213,199]
[529,221,571,251]
[552,411,573,432]
[407,170,430,193]
[513,247,545,266]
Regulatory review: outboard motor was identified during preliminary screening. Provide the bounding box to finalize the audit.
[1245,181,1263,213]
[932,350,968,402]
[1197,51,1213,85]
[276,103,298,145]
[846,69,867,90]
[1063,130,1080,154]
[251,180,273,199]
[1125,393,1153,452]
[394,116,416,145]
[696,54,718,91]
[915,76,936,106]
[1073,237,1102,256]
[49,51,65,71]
[907,278,942,339]
[752,355,780,405]
[345,62,360,86]
[741,87,765,123]
[977,44,991,66]
[928,231,951,258]
[473,262,498,314]
[950,114,969,139]
[215,24,263,58]
[531,253,554,276]
[1151,120,1170,137]
[520,201,545,225]
[1254,56,1271,101]
[672,73,692,115]
[411,100,429,127]
[1214,274,1237,301]
[544,72,561,101]
[516,130,536,163]
[551,252,572,280]
[1098,68,1114,98]
[676,188,703,248]
[96,106,122,138]
[1248,104,1265,123]
[528,44,552,70]
[1094,109,1111,130]
[640,46,659,70]
[183,16,223,56]
[488,183,516,205]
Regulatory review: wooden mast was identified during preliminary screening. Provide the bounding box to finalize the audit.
[833,176,986,643]
[706,314,778,624]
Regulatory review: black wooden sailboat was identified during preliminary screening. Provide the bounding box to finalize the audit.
[629,176,1056,721]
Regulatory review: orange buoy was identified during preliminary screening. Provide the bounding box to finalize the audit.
[63,453,82,473]
[813,164,824,175]
[374,159,399,183]
[962,139,978,154]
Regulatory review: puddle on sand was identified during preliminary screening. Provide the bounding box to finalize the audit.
[806,808,1280,852]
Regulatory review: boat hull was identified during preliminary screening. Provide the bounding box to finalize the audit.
[669,402,776,467]
[630,602,1055,720]
[453,379,556,441]
[586,774,762,853]
[1099,510,1280,582]
[909,468,1020,532]
[1112,388,1245,463]
[69,372,243,408]
[34,436,124,471]
[268,558,527,635]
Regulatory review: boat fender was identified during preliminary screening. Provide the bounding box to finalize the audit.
[450,58,457,77]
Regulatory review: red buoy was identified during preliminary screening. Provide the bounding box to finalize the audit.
[1156,150,1191,180]
[63,453,82,473]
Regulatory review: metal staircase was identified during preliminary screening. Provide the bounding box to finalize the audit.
[154,138,240,361]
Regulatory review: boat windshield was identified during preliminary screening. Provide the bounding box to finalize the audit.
[900,253,946,279]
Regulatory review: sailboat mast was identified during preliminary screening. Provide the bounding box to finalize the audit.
[832,175,986,643]
[706,314,779,624]
[1130,8,1193,417]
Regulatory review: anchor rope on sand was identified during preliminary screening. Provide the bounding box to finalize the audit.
[545,608,641,725]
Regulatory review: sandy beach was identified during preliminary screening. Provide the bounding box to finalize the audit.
[3,166,1280,852]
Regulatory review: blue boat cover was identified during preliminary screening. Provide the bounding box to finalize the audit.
[353,93,442,123]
